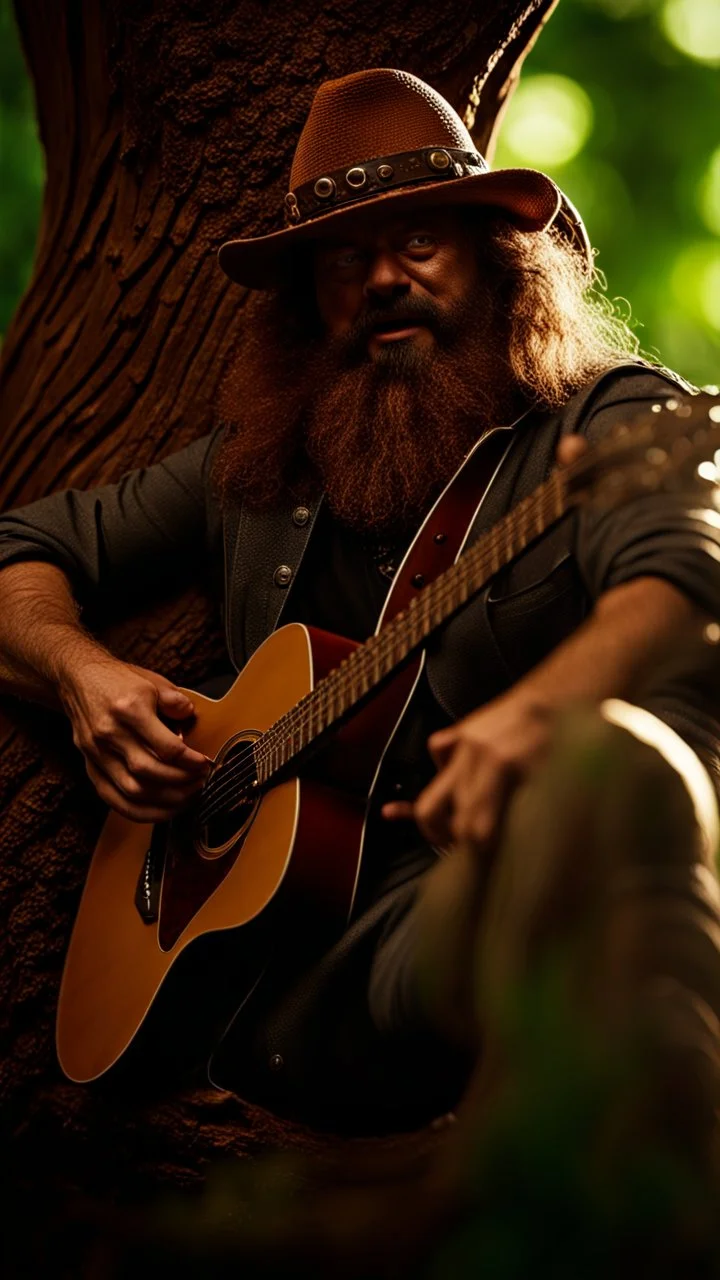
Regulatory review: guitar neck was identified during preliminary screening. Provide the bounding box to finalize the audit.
[254,466,571,784]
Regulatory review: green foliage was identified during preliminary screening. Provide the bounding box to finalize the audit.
[0,0,43,340]
[429,955,720,1279]
[494,0,720,387]
[0,0,718,388]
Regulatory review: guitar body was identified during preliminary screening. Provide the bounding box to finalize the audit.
[56,622,422,1083]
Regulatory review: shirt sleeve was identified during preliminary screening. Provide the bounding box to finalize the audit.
[576,375,720,619]
[0,428,223,609]
[573,371,720,793]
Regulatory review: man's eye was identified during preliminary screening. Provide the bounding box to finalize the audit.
[406,233,434,250]
[334,249,362,268]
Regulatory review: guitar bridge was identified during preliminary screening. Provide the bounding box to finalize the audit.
[134,828,165,923]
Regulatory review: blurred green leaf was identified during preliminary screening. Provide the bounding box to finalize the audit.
[494,0,720,386]
[0,0,43,338]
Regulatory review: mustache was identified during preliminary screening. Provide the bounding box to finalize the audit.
[330,295,455,364]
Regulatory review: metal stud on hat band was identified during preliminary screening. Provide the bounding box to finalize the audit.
[284,192,301,223]
[313,177,336,200]
[284,144,487,226]
[428,149,451,171]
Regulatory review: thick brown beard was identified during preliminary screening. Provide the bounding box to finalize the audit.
[213,284,519,537]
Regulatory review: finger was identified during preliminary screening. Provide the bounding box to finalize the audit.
[85,757,193,825]
[156,684,197,720]
[427,726,459,768]
[450,752,517,849]
[413,761,463,845]
[555,436,588,469]
[120,709,210,770]
[107,736,211,787]
[381,800,415,821]
[103,750,209,800]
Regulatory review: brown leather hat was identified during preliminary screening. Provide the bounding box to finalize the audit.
[218,68,587,290]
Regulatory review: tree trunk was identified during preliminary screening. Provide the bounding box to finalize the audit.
[0,0,557,1232]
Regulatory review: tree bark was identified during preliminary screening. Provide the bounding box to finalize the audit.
[0,0,558,1224]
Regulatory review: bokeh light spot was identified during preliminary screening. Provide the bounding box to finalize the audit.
[550,157,633,245]
[700,258,720,330]
[699,147,720,236]
[671,242,720,330]
[661,0,720,64]
[497,75,594,169]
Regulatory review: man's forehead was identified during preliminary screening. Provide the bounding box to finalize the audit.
[313,205,465,249]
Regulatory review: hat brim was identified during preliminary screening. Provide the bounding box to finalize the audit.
[217,167,561,290]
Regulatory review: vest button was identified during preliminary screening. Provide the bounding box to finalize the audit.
[292,505,310,527]
[269,1053,284,1072]
[273,564,293,588]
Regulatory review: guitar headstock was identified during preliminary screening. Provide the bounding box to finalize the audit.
[567,391,720,511]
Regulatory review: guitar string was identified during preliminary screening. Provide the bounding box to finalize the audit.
[198,412,714,821]
[197,471,569,822]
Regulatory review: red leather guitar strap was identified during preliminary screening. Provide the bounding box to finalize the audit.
[379,427,516,626]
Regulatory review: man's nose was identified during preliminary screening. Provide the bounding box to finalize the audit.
[363,250,411,301]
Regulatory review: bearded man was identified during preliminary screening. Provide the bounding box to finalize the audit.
[1,69,720,1142]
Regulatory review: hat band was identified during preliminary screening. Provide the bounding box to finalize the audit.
[283,146,487,226]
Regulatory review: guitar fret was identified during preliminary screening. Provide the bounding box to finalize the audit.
[407,600,421,647]
[516,499,529,553]
[554,473,564,520]
[314,698,327,738]
[371,641,382,683]
[420,588,432,637]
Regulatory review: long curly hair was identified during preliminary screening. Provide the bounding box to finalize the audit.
[477,214,650,405]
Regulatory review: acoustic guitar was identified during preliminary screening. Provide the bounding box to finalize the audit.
[56,394,720,1082]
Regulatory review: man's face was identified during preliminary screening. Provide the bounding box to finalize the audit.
[312,207,481,362]
[216,205,516,536]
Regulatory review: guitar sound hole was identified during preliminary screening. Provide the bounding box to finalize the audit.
[200,736,260,855]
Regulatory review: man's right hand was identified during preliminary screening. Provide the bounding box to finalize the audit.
[58,655,211,823]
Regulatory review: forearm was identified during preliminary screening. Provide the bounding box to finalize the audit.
[514,575,708,712]
[0,561,113,708]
